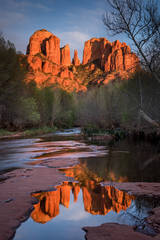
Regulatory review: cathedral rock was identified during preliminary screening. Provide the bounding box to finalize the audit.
[82,38,139,73]
[25,29,139,92]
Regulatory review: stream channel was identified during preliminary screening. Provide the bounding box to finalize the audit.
[0,128,160,240]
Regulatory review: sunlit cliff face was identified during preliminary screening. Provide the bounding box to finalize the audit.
[31,165,134,224]
[25,29,140,92]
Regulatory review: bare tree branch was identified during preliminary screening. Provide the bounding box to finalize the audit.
[103,0,160,83]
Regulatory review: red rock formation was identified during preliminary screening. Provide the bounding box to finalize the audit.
[43,61,60,75]
[60,67,74,79]
[25,29,140,91]
[26,30,79,90]
[27,29,61,74]
[27,29,53,56]
[83,38,139,74]
[83,38,109,65]
[72,49,80,66]
[60,44,71,66]
[27,55,42,72]
[46,35,60,64]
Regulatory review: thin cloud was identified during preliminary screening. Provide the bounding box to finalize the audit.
[0,10,25,29]
[34,3,52,11]
[66,7,104,35]
[57,31,90,48]
[0,0,52,12]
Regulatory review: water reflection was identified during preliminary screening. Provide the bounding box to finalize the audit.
[14,141,159,240]
[1,131,160,182]
[78,139,160,182]
[31,182,134,224]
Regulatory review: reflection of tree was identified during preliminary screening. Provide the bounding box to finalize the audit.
[70,140,160,182]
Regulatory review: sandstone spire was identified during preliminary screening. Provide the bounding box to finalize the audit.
[46,35,60,65]
[72,49,80,66]
[60,44,71,66]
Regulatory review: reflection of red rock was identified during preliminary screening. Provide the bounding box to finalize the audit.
[82,183,133,215]
[31,177,134,224]
[59,181,72,208]
[72,183,80,202]
[31,189,60,223]
[31,182,74,223]
[63,164,128,184]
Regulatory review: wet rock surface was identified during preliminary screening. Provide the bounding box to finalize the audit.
[83,223,154,240]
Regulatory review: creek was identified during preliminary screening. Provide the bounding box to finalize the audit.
[0,128,159,239]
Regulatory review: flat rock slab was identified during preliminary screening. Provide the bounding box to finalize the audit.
[147,207,160,234]
[83,223,157,240]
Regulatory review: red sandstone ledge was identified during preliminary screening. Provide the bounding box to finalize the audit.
[83,223,160,240]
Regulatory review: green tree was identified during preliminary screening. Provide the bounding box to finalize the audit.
[0,33,26,128]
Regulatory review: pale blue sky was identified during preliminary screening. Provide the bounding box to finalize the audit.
[0,0,130,60]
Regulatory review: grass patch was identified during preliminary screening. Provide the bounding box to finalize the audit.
[22,126,57,137]
[0,126,57,138]
[0,129,17,137]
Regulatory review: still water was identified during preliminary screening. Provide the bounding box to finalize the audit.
[14,181,156,240]
[0,128,159,239]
